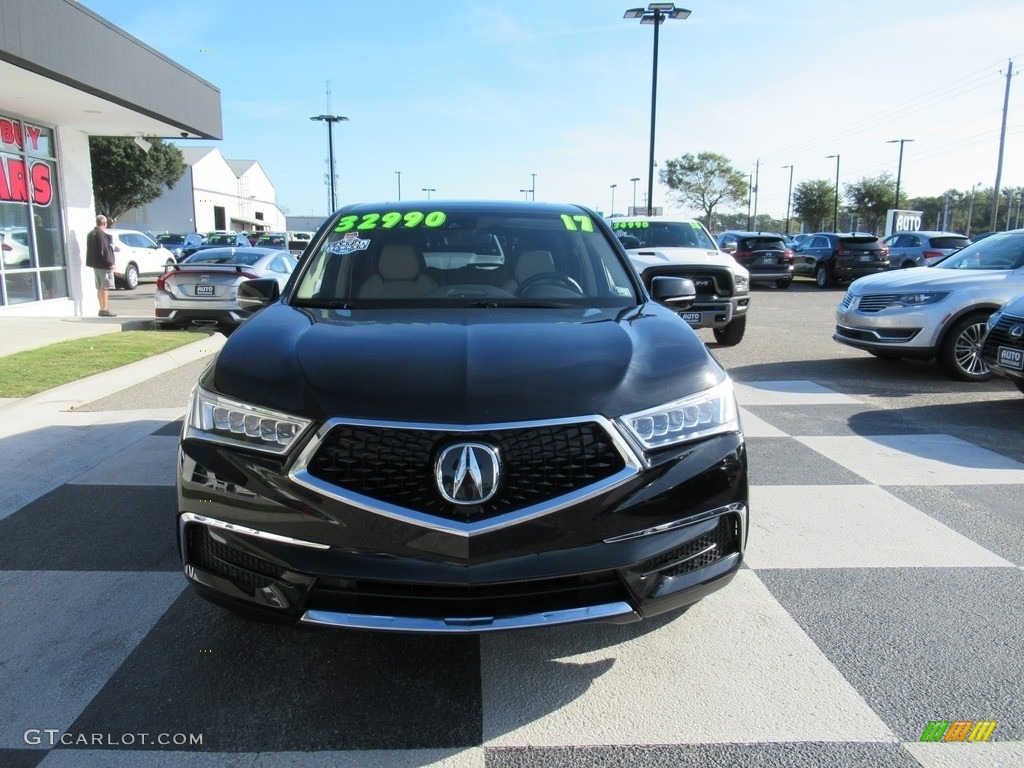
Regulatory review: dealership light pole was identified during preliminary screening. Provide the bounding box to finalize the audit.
[887,138,914,209]
[630,176,640,212]
[610,183,617,216]
[531,172,537,201]
[624,3,691,216]
[781,164,794,235]
[422,187,435,200]
[395,170,402,201]
[310,114,349,213]
[520,188,531,201]
[826,154,840,231]
[966,181,982,237]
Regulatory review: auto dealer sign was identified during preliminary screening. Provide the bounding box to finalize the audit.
[885,209,924,236]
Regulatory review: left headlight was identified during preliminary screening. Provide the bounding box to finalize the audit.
[185,386,312,455]
[619,379,739,452]
[890,291,949,308]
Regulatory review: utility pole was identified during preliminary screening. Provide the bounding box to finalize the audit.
[751,158,760,230]
[746,171,753,229]
[990,60,1015,230]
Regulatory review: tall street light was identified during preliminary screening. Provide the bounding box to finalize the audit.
[630,176,640,212]
[531,172,537,201]
[966,180,982,237]
[310,114,349,213]
[610,183,617,216]
[624,3,691,216]
[422,187,435,200]
[826,154,840,231]
[395,170,402,201]
[520,188,531,201]
[781,165,794,236]
[887,138,914,209]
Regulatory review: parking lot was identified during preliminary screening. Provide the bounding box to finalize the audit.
[2,277,1022,767]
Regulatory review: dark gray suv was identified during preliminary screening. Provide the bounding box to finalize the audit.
[716,231,795,289]
[794,233,889,288]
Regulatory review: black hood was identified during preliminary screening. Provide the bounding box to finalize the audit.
[209,303,725,424]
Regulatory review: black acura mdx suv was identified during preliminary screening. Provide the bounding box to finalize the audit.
[177,200,749,634]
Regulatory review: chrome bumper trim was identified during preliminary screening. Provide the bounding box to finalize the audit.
[603,502,746,544]
[300,601,637,633]
[179,512,330,550]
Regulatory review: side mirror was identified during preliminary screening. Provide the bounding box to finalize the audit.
[651,276,696,310]
[237,278,280,313]
[720,241,736,253]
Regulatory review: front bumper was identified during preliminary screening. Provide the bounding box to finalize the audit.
[177,429,748,633]
[834,300,942,357]
[677,298,749,330]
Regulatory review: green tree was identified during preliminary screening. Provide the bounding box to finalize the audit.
[844,172,895,233]
[89,136,186,222]
[793,178,838,231]
[659,152,748,231]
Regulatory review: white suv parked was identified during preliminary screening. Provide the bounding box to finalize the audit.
[610,216,750,345]
[834,230,1024,380]
[106,228,177,290]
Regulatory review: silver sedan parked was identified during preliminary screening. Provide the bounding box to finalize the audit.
[154,246,296,331]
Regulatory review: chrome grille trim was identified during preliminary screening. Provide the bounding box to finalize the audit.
[289,415,644,537]
[856,294,900,313]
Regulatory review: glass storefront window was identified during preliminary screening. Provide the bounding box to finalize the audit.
[0,115,67,304]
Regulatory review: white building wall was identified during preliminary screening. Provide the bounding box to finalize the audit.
[116,166,196,234]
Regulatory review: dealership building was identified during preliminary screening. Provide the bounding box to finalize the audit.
[0,0,222,316]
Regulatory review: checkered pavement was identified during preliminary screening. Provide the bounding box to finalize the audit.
[1,379,1022,768]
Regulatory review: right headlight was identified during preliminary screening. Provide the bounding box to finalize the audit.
[185,386,312,455]
[619,379,739,452]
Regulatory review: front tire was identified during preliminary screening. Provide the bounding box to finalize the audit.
[712,315,746,346]
[814,262,833,288]
[123,263,140,290]
[937,313,991,381]
[776,278,792,289]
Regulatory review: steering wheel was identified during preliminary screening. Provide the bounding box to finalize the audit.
[515,272,584,297]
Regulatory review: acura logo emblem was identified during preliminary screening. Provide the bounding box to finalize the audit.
[436,443,500,505]
[1010,324,1024,339]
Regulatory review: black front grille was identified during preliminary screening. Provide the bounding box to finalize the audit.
[309,570,629,620]
[189,525,286,591]
[643,267,734,298]
[308,422,625,521]
[983,313,1024,354]
[638,514,740,577]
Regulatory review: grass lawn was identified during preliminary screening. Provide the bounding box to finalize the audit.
[0,330,209,398]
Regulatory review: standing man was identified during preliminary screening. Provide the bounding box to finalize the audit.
[85,214,117,317]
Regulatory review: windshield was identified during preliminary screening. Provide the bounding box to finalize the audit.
[291,205,639,307]
[207,234,240,245]
[157,234,185,245]
[609,220,717,250]
[934,232,1024,271]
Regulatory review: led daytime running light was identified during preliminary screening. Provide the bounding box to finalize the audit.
[622,380,738,450]
[188,388,311,454]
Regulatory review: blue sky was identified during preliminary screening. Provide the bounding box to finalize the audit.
[83,0,1024,221]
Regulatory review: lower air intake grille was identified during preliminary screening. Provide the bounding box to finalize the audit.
[189,525,286,591]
